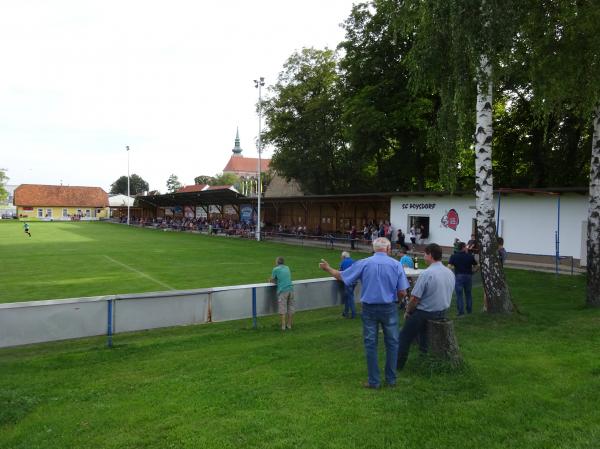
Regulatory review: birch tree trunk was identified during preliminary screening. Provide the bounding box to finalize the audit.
[475,56,513,313]
[587,105,600,307]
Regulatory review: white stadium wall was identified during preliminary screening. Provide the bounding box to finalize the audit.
[390,193,588,260]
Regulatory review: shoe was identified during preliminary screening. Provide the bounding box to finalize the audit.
[362,382,380,389]
[286,325,292,330]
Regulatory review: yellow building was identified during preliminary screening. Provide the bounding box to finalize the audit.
[14,184,109,220]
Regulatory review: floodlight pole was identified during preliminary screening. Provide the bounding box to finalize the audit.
[254,77,265,242]
[126,145,130,226]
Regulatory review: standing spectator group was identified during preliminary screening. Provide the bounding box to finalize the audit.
[272,234,509,389]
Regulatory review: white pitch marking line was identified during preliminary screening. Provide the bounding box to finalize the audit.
[104,255,175,291]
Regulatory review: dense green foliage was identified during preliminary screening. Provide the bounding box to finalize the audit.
[193,173,241,187]
[0,169,8,203]
[339,2,440,192]
[0,221,343,303]
[263,48,349,194]
[193,174,214,185]
[262,0,598,194]
[1,269,598,448]
[109,174,149,196]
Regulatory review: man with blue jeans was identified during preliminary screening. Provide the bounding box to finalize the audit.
[448,241,478,315]
[339,251,356,318]
[320,238,409,389]
[397,243,455,371]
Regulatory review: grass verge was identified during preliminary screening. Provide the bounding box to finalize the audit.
[1,269,598,449]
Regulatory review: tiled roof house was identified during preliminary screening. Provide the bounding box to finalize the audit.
[223,156,270,177]
[220,129,303,197]
[177,184,209,193]
[222,128,270,178]
[14,184,109,220]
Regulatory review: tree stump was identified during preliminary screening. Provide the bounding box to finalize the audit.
[426,318,462,367]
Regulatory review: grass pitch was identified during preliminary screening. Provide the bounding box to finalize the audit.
[0,221,349,303]
[0,269,598,448]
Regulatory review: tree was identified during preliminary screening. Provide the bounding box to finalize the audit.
[518,0,600,306]
[338,1,440,192]
[492,89,591,189]
[0,169,8,203]
[109,174,149,196]
[166,174,182,193]
[589,110,600,306]
[194,175,215,185]
[404,0,527,313]
[263,47,350,194]
[210,172,240,186]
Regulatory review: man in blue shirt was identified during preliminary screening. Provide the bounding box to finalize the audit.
[320,237,409,389]
[397,243,455,371]
[339,251,356,319]
[448,241,478,315]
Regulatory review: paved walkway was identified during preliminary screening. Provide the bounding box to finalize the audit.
[260,233,584,275]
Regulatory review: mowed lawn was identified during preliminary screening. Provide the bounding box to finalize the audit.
[0,221,349,303]
[0,268,599,449]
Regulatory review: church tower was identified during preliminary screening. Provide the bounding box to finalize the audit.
[231,127,243,157]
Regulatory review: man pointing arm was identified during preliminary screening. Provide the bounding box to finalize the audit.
[320,237,409,389]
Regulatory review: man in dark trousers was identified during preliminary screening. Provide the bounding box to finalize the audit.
[448,241,478,315]
[339,251,356,319]
[320,237,409,389]
[397,243,454,371]
[349,226,357,250]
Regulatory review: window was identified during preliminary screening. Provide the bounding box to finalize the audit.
[37,208,43,218]
[63,209,68,217]
[46,209,52,218]
[85,209,91,217]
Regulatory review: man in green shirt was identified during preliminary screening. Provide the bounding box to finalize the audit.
[270,256,295,331]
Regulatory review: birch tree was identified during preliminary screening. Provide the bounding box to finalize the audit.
[405,0,524,312]
[474,56,511,312]
[589,109,600,306]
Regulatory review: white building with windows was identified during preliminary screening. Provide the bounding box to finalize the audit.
[390,189,588,264]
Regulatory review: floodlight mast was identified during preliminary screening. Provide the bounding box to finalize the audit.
[126,145,130,226]
[253,77,265,242]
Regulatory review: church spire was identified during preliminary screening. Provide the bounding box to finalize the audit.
[232,127,243,156]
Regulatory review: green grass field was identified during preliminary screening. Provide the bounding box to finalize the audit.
[1,221,599,448]
[0,271,598,448]
[0,221,347,303]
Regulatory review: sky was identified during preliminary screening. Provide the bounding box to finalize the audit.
[0,0,356,193]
